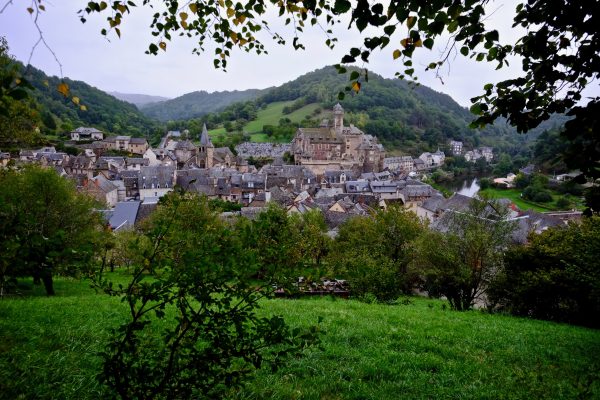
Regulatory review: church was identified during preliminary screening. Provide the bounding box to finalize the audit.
[291,104,385,175]
[166,124,236,169]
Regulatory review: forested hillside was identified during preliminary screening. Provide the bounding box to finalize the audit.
[140,88,267,121]
[179,66,566,155]
[22,64,161,139]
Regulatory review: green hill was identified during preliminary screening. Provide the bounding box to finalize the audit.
[1,275,598,399]
[196,66,565,154]
[140,88,268,121]
[22,64,161,139]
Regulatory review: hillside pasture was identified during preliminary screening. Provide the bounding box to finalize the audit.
[1,275,598,399]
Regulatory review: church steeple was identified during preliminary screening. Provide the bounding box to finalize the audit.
[199,123,214,149]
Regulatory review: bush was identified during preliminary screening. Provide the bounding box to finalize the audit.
[479,177,492,190]
[488,217,600,328]
[533,190,552,203]
[556,196,572,209]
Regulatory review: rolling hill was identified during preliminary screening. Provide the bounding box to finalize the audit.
[108,92,170,107]
[140,88,268,121]
[21,64,161,139]
[198,66,562,154]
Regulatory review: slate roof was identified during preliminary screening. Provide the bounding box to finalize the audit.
[109,201,141,230]
[345,180,371,193]
[90,175,118,194]
[139,166,175,189]
[420,193,446,212]
[199,124,214,147]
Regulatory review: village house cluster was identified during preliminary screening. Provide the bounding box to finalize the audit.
[6,104,559,238]
[448,139,493,163]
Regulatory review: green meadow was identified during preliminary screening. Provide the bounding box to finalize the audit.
[209,101,325,144]
[1,276,598,399]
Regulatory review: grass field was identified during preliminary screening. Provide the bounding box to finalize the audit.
[244,101,322,135]
[207,101,323,145]
[1,275,599,399]
[479,187,584,212]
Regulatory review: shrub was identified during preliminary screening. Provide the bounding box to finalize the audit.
[479,177,492,190]
[533,190,552,203]
[488,217,600,328]
[556,196,571,209]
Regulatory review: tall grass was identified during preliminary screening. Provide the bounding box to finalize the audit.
[1,277,598,399]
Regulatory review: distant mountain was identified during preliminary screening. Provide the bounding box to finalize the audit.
[21,64,161,139]
[108,92,170,107]
[140,88,267,121]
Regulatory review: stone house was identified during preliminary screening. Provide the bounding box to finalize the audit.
[138,165,175,200]
[449,140,463,156]
[103,136,149,155]
[70,127,104,141]
[83,175,119,207]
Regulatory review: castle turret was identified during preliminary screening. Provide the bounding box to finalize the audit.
[333,103,344,131]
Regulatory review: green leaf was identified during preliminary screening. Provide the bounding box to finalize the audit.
[460,46,469,56]
[333,0,351,14]
[470,103,482,115]
[423,38,434,49]
[350,71,360,80]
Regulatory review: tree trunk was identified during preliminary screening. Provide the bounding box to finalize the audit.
[33,269,41,285]
[41,268,55,296]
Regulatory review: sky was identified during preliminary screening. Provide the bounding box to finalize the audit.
[0,1,535,106]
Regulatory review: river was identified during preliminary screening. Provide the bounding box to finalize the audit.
[439,177,481,197]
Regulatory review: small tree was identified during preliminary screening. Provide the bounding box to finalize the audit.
[94,192,319,399]
[331,206,423,301]
[412,199,515,310]
[0,166,104,295]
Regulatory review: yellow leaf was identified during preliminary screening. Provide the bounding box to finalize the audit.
[72,96,80,105]
[181,20,188,29]
[57,83,69,97]
[189,3,198,13]
[393,49,401,60]
[116,4,127,13]
[238,38,247,46]
[27,7,34,14]
[43,80,49,87]
[218,0,225,7]
[414,39,422,47]
[407,16,416,29]
[352,81,361,93]
[227,8,234,17]
[238,14,246,24]
[39,4,45,11]
[159,41,167,51]
[80,105,87,111]
[15,78,21,85]
[179,12,188,21]
[400,38,410,48]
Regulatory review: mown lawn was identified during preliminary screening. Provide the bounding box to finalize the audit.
[479,187,584,212]
[1,276,599,399]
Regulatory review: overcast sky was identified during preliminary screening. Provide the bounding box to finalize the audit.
[0,1,549,106]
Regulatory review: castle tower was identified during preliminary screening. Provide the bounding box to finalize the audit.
[333,103,344,131]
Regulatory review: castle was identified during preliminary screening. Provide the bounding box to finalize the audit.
[291,104,385,175]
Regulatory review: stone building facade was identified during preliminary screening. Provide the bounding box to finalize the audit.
[291,104,385,175]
